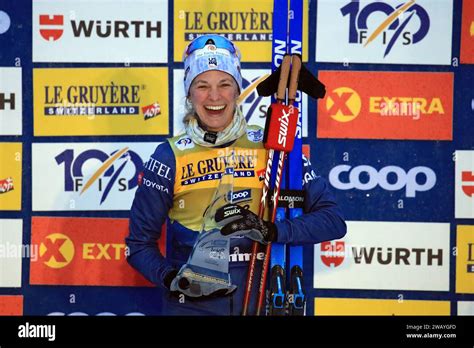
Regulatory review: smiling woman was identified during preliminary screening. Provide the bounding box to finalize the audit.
[126,34,346,316]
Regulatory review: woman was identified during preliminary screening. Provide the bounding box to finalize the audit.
[126,34,346,315]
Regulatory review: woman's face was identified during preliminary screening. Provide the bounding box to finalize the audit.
[189,70,239,132]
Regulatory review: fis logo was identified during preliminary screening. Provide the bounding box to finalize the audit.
[175,136,194,151]
[39,233,75,269]
[237,73,271,124]
[321,241,345,267]
[39,15,64,41]
[341,0,430,58]
[55,147,142,204]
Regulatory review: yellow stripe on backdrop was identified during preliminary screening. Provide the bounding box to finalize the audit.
[314,298,450,316]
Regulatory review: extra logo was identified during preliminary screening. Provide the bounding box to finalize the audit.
[321,241,345,267]
[317,71,453,141]
[39,233,74,269]
[56,147,142,204]
[329,165,436,197]
[326,87,361,122]
[0,11,11,35]
[341,0,430,58]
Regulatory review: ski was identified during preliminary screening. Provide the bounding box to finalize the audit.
[267,0,290,317]
[286,0,306,316]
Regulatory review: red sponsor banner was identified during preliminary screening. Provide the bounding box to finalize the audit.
[317,71,453,140]
[0,295,23,315]
[30,217,154,286]
[461,1,474,64]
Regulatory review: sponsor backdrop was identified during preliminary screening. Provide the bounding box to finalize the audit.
[0,0,472,316]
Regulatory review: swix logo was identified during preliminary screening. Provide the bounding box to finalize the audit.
[55,147,142,204]
[341,0,431,57]
[326,87,361,122]
[39,233,74,269]
[277,109,291,147]
[462,171,474,197]
[329,165,436,197]
[224,207,241,218]
[39,15,161,41]
[141,102,161,120]
[321,241,345,267]
[39,15,64,41]
[257,168,265,181]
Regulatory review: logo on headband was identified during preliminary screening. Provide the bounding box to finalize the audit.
[208,57,218,67]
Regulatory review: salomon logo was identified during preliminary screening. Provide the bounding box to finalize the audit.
[329,165,436,197]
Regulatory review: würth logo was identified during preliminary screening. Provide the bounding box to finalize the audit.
[39,15,162,41]
[320,241,345,267]
[462,171,474,197]
[0,92,16,110]
[39,15,64,41]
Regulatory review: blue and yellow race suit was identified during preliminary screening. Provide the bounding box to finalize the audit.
[126,126,346,315]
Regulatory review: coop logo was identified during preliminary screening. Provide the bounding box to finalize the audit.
[462,172,474,197]
[38,14,161,41]
[341,0,430,57]
[55,147,142,204]
[0,92,16,111]
[39,233,75,269]
[227,189,251,203]
[321,241,345,267]
[329,165,436,197]
[326,87,362,122]
[0,11,11,35]
[39,15,64,41]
